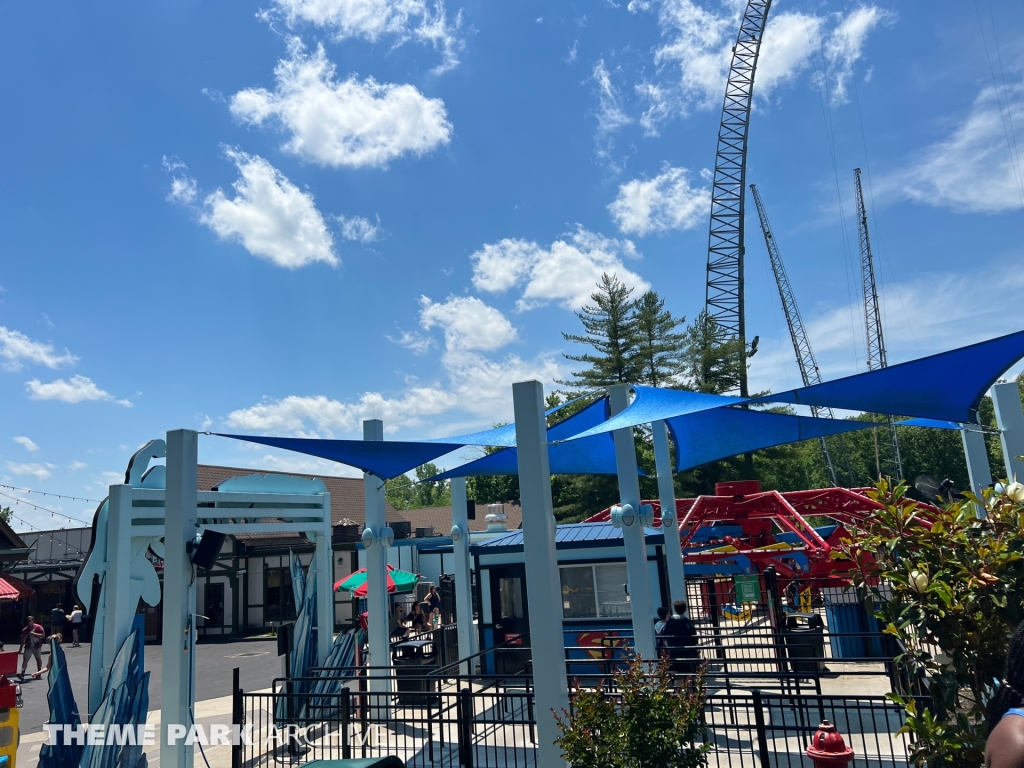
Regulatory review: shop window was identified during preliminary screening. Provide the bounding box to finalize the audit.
[264,568,296,622]
[559,563,630,619]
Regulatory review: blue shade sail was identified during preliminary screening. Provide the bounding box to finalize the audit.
[214,396,608,479]
[751,329,1024,423]
[213,434,462,479]
[666,408,880,471]
[559,385,745,441]
[426,398,625,480]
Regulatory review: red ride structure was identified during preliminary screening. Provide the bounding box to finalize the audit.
[585,480,937,587]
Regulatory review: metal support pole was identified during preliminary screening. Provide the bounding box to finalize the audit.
[101,485,132,700]
[992,382,1024,482]
[961,426,993,496]
[449,477,476,673]
[512,380,569,768]
[163,429,198,768]
[608,384,657,660]
[652,421,685,605]
[315,491,334,665]
[362,420,391,691]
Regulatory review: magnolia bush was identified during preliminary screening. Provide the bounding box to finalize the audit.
[554,655,709,768]
[835,481,1024,767]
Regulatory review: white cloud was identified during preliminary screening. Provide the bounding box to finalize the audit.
[6,462,53,481]
[247,452,365,479]
[471,226,649,311]
[163,155,198,205]
[591,59,632,162]
[0,327,77,372]
[337,214,380,243]
[608,165,710,235]
[226,387,458,436]
[25,375,132,406]
[633,1,892,130]
[68,461,87,471]
[441,349,564,420]
[200,148,338,269]
[270,0,464,74]
[895,82,1024,214]
[419,296,518,352]
[387,329,435,354]
[231,42,452,169]
[13,436,39,452]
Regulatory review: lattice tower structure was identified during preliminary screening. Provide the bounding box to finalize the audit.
[750,184,838,485]
[854,167,903,480]
[704,0,773,398]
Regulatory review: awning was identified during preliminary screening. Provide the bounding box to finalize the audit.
[0,574,35,600]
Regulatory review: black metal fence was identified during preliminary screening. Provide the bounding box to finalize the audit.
[232,672,912,768]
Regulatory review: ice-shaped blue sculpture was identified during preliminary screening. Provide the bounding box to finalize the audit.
[38,639,83,768]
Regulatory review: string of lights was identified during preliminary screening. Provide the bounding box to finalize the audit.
[0,490,94,526]
[4,510,88,555]
[0,483,102,504]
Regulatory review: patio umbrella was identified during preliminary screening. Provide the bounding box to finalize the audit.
[334,564,420,597]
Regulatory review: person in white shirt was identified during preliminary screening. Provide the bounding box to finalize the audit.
[68,605,84,647]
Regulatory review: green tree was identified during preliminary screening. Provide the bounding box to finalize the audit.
[385,473,417,510]
[632,290,686,388]
[837,482,1024,767]
[0,507,11,524]
[562,273,640,388]
[680,311,746,394]
[385,463,451,510]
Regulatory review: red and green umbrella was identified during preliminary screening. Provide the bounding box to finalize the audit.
[334,564,420,597]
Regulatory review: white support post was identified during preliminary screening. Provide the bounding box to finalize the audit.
[608,384,657,660]
[512,380,569,768]
[102,485,133,694]
[162,429,198,768]
[362,420,391,691]
[652,421,686,605]
[992,382,1024,482]
[315,492,334,665]
[961,425,993,518]
[449,477,476,673]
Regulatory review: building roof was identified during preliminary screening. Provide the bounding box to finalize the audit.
[17,527,90,563]
[471,522,662,554]
[395,503,523,536]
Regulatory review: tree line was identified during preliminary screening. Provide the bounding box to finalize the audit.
[388,275,1020,522]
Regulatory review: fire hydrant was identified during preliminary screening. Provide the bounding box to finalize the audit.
[806,720,854,768]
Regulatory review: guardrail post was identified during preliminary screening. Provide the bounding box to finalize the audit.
[752,689,771,768]
[341,687,351,760]
[458,687,474,768]
[231,667,243,768]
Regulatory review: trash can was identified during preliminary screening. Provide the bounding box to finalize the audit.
[783,614,825,677]
[392,639,439,706]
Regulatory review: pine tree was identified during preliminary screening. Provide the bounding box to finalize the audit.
[632,290,686,388]
[680,311,747,394]
[561,274,640,388]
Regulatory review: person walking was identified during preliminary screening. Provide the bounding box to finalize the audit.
[661,600,700,676]
[69,605,83,647]
[50,603,66,644]
[986,622,1024,767]
[19,615,44,677]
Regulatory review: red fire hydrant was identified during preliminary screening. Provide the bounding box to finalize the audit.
[806,720,854,768]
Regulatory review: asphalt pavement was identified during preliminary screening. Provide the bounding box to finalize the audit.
[17,638,280,734]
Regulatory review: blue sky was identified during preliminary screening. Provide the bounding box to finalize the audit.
[2,0,1024,530]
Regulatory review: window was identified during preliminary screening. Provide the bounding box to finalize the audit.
[265,568,296,622]
[498,577,524,620]
[559,563,630,619]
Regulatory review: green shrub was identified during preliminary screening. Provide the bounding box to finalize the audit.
[554,655,709,768]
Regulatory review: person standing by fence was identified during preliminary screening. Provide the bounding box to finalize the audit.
[661,600,700,675]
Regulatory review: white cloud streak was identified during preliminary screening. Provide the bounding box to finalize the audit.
[231,42,452,169]
[471,227,649,311]
[608,165,710,235]
[0,327,77,372]
[6,462,54,481]
[270,0,464,74]
[25,375,132,406]
[13,436,39,452]
[894,82,1024,214]
[200,148,338,269]
[337,214,380,243]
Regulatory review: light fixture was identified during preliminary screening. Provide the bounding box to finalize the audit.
[380,526,395,548]
[661,509,677,529]
[361,527,376,548]
[639,504,655,527]
[450,524,463,542]
[610,503,636,528]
